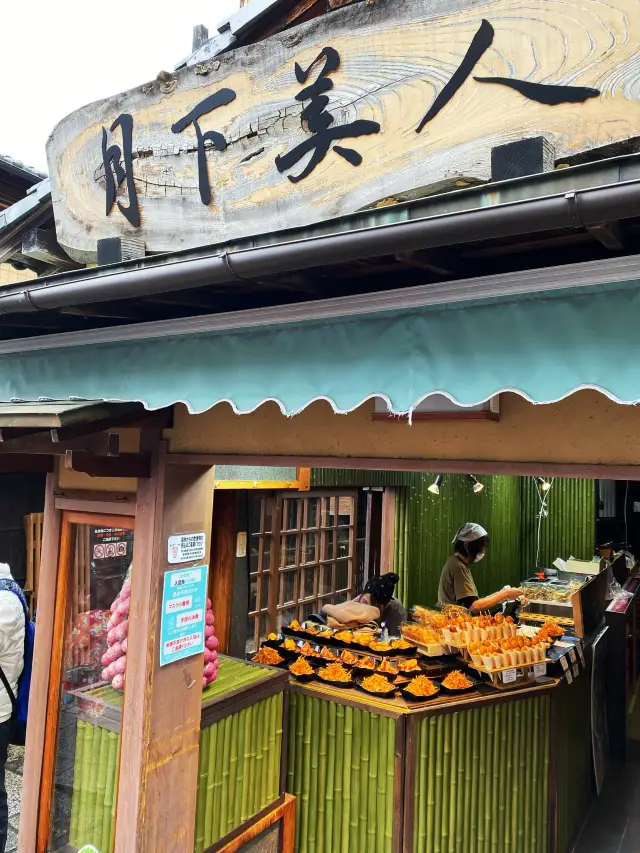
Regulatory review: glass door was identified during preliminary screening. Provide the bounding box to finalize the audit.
[37,512,135,853]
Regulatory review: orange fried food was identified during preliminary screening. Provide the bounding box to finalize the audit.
[398,659,421,673]
[320,646,338,661]
[252,646,284,665]
[357,656,376,670]
[305,624,320,635]
[391,639,412,649]
[340,649,359,666]
[442,670,473,690]
[334,630,354,643]
[537,621,563,640]
[281,638,297,651]
[300,641,320,657]
[378,659,398,675]
[318,663,352,682]
[370,640,392,652]
[405,675,439,697]
[289,657,314,676]
[267,633,278,641]
[354,633,373,646]
[361,674,395,694]
[289,620,302,631]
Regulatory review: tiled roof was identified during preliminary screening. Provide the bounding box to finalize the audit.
[0,153,47,183]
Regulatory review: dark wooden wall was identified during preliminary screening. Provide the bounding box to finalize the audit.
[0,473,46,584]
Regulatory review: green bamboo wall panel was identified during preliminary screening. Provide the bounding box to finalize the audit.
[286,692,396,853]
[68,722,119,853]
[66,660,281,853]
[412,695,550,853]
[195,692,284,852]
[520,478,595,572]
[554,674,593,853]
[312,470,595,608]
[394,474,522,608]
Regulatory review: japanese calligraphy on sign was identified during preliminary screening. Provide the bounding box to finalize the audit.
[48,0,640,262]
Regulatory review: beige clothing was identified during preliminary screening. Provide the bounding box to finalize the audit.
[438,554,478,606]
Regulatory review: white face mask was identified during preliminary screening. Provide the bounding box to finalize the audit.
[474,552,485,563]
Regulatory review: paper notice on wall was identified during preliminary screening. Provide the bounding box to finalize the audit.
[167,532,206,564]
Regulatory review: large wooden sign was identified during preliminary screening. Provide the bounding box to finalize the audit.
[48,0,640,261]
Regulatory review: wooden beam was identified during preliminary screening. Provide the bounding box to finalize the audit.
[210,490,237,655]
[18,472,61,853]
[50,407,167,443]
[115,442,214,853]
[64,450,150,478]
[21,228,80,270]
[0,430,120,456]
[0,454,54,473]
[216,794,296,853]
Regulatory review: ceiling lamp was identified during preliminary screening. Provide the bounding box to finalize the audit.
[535,477,552,493]
[467,474,484,494]
[428,475,443,495]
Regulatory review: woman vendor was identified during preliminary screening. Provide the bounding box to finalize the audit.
[321,573,407,634]
[353,573,407,634]
[438,523,523,613]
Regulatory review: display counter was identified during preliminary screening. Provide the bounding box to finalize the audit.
[65,657,288,853]
[285,652,596,853]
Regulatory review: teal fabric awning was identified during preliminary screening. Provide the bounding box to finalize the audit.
[0,265,639,414]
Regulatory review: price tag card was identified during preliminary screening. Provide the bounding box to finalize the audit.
[533,662,547,678]
[573,664,580,678]
[568,648,577,664]
[566,669,574,684]
[577,644,585,667]
[560,656,569,671]
[502,668,517,684]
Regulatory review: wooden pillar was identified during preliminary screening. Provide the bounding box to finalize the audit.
[115,444,214,853]
[380,487,397,574]
[18,472,61,853]
[210,489,237,654]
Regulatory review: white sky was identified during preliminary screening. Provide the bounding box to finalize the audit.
[0,0,239,172]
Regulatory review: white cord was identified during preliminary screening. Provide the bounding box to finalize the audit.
[534,478,553,570]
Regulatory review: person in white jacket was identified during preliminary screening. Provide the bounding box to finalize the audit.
[0,564,25,853]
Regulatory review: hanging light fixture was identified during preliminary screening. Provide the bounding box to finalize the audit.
[428,475,443,495]
[535,476,552,493]
[467,474,484,494]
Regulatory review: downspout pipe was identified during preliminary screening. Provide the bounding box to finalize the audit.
[1,178,639,314]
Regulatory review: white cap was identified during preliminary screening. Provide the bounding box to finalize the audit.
[452,523,488,544]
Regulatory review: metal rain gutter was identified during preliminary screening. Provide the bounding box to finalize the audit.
[1,178,639,315]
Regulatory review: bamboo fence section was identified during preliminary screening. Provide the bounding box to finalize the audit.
[411,694,550,853]
[65,658,284,853]
[286,691,397,853]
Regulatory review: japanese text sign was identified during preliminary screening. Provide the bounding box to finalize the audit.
[48,0,640,262]
[160,565,208,667]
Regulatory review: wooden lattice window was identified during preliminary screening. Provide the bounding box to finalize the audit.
[247,492,356,652]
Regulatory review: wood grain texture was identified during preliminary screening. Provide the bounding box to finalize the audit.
[210,489,237,655]
[115,441,215,853]
[48,0,640,261]
[18,473,60,853]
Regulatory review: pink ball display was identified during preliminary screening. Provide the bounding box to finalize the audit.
[101,652,111,667]
[118,598,130,616]
[114,655,127,674]
[112,674,124,691]
[203,662,215,677]
[205,612,214,626]
[121,637,128,654]
[114,622,128,642]
[101,668,110,682]
[121,579,132,597]
[110,641,122,659]
[107,628,117,646]
[205,636,216,651]
[110,597,121,614]
[205,625,214,639]
[202,676,208,689]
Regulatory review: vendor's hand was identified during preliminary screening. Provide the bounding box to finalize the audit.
[502,587,523,602]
